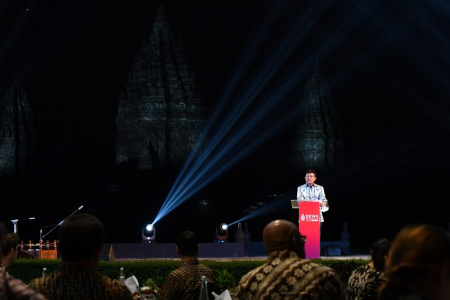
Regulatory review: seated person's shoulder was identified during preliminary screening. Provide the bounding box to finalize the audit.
[308,263,347,300]
[93,273,134,299]
[199,264,214,272]
[5,275,47,300]
[306,262,342,281]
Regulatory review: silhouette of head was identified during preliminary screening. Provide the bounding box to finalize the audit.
[263,219,306,258]
[379,224,450,300]
[176,230,199,257]
[371,238,391,272]
[58,213,105,262]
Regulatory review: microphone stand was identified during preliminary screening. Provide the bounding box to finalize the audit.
[2,217,36,234]
[41,205,84,241]
[39,223,59,241]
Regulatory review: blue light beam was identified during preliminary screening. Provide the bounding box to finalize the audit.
[229,192,295,227]
[153,0,450,226]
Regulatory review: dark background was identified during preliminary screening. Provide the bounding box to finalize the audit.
[1,0,449,251]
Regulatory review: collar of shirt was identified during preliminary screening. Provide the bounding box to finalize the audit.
[59,265,97,274]
[180,258,199,268]
[268,249,301,261]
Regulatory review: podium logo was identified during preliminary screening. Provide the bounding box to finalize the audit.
[305,214,319,222]
[301,214,305,221]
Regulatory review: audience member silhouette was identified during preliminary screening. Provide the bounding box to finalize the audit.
[234,219,347,300]
[1,232,20,273]
[378,224,450,300]
[0,223,47,299]
[160,230,218,300]
[28,213,133,300]
[347,238,391,300]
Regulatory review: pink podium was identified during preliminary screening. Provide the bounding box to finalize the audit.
[291,200,320,259]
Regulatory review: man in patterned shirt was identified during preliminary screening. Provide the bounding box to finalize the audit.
[160,230,217,300]
[0,223,47,300]
[234,219,347,300]
[28,213,133,300]
[297,169,329,226]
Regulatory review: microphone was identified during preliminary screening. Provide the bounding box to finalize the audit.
[40,205,84,241]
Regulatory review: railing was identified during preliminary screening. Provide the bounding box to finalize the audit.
[20,240,58,260]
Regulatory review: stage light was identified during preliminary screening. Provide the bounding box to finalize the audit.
[142,224,156,243]
[215,223,229,243]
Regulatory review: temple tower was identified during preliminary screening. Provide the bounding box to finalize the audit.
[0,85,36,177]
[116,5,208,169]
[290,63,343,172]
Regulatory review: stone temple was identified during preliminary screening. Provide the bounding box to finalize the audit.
[0,85,36,177]
[115,5,208,170]
[290,62,344,172]
[0,6,343,177]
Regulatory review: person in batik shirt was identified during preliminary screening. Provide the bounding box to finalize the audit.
[347,238,391,300]
[28,213,133,300]
[0,222,47,300]
[234,219,347,300]
[160,230,219,300]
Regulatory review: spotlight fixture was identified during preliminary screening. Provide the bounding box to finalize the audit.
[142,224,156,243]
[215,223,228,243]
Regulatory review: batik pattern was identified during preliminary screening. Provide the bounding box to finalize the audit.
[234,249,347,300]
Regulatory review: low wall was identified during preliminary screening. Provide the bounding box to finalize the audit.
[103,242,266,260]
[101,241,350,261]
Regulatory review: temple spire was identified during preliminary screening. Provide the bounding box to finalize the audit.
[156,4,167,21]
[116,5,207,170]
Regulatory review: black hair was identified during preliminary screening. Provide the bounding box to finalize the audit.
[305,169,317,176]
[176,230,198,256]
[371,238,391,272]
[58,213,105,262]
[2,232,19,257]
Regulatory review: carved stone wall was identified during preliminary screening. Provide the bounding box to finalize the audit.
[291,63,343,172]
[0,86,36,177]
[116,5,208,169]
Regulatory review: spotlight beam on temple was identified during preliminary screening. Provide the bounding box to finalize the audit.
[153,2,341,224]
[152,0,450,225]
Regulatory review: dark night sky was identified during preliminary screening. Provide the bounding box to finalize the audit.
[1,0,449,248]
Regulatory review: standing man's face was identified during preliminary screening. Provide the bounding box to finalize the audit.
[305,173,316,186]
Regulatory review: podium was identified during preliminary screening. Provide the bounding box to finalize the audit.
[291,200,320,259]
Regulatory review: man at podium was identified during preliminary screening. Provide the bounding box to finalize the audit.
[297,169,329,228]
